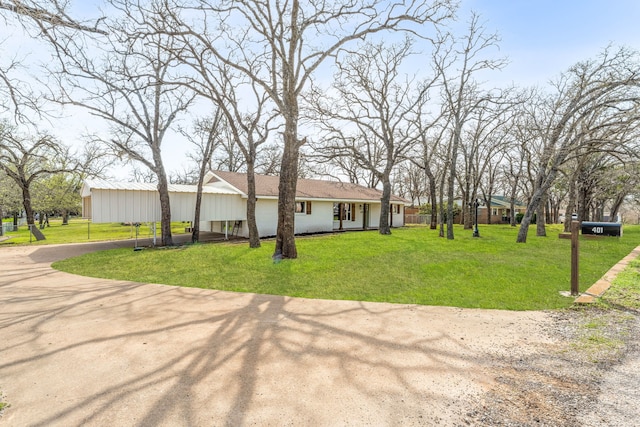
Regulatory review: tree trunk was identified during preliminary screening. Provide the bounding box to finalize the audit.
[426,169,438,230]
[536,193,547,237]
[564,178,577,232]
[438,169,446,238]
[192,164,206,244]
[446,169,456,240]
[517,184,547,243]
[156,173,173,246]
[509,178,518,227]
[379,177,392,235]
[62,210,69,225]
[21,184,35,225]
[463,186,472,229]
[275,126,299,259]
[517,156,564,243]
[246,161,261,248]
[609,194,625,222]
[446,123,462,240]
[577,177,590,223]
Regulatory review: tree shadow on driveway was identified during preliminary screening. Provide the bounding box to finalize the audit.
[0,244,550,426]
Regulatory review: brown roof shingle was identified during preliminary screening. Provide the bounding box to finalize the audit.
[210,170,409,203]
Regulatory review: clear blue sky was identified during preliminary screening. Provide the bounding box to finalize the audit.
[464,0,640,86]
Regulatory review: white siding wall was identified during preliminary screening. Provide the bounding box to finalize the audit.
[91,189,161,223]
[89,189,246,223]
[200,194,246,221]
[254,199,278,237]
[294,201,334,234]
[369,204,381,229]
[392,205,405,227]
[363,204,405,229]
[170,193,196,222]
[249,199,336,238]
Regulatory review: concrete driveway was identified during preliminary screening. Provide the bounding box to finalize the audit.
[0,241,553,426]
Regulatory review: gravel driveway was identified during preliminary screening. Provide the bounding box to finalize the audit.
[1,241,638,426]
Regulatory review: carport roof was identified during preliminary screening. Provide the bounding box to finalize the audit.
[81,179,240,197]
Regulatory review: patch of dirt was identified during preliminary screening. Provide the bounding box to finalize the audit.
[461,307,640,426]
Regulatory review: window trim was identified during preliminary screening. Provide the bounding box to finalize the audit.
[295,201,313,215]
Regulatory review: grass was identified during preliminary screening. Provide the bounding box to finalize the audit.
[0,391,8,414]
[600,258,640,310]
[569,257,640,363]
[0,218,190,245]
[53,224,640,311]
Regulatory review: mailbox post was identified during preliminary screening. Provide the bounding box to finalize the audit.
[571,221,580,296]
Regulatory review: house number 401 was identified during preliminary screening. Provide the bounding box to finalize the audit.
[592,226,604,234]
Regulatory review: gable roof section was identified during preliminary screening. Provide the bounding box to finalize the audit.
[209,170,409,203]
[485,195,526,209]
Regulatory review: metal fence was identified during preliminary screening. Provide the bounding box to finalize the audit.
[2,223,18,234]
[404,214,431,225]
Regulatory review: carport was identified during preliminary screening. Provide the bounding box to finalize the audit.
[80,179,247,240]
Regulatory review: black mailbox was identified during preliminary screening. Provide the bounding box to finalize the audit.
[581,221,622,237]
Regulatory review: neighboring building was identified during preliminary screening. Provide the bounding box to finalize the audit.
[81,171,409,239]
[476,196,526,224]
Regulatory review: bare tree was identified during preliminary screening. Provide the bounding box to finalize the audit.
[181,112,224,243]
[0,167,23,234]
[0,124,78,225]
[411,105,449,230]
[310,38,436,234]
[163,0,454,258]
[255,144,282,176]
[212,127,246,173]
[605,161,640,222]
[0,1,106,33]
[0,1,106,119]
[0,53,38,121]
[434,12,506,239]
[460,101,513,229]
[172,38,277,247]
[394,162,427,207]
[43,1,196,246]
[516,46,640,242]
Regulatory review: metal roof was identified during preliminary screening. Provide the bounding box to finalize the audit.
[82,179,240,196]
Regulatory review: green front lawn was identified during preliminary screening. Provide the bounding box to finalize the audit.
[0,218,189,245]
[53,224,640,311]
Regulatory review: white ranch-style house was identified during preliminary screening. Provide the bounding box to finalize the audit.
[81,171,409,239]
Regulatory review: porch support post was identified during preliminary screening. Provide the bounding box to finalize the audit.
[225,220,228,240]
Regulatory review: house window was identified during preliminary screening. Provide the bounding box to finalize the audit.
[492,208,498,216]
[296,201,312,215]
[333,202,356,221]
[391,204,400,214]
